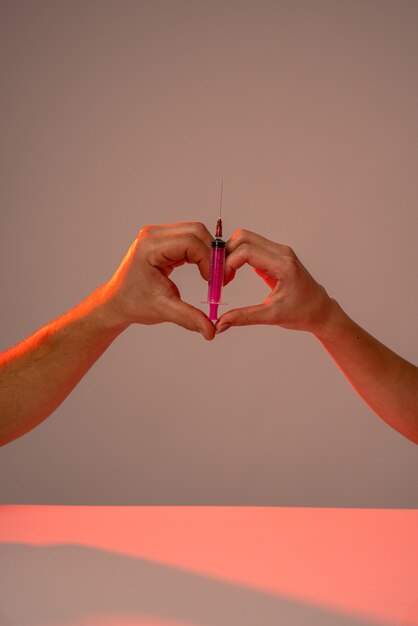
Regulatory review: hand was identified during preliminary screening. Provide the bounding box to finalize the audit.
[215,229,334,335]
[104,222,215,340]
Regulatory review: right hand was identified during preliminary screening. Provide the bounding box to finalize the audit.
[215,229,335,335]
[104,222,216,340]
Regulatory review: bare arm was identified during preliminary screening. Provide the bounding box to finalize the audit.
[0,222,215,446]
[215,229,418,444]
[313,301,418,443]
[0,287,126,446]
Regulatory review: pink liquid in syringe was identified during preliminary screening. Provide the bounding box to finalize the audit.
[207,216,225,320]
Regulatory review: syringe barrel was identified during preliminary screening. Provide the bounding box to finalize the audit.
[207,239,225,320]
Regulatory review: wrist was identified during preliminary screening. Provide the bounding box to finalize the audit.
[311,297,351,342]
[88,283,132,335]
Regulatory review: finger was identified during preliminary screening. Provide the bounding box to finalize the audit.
[223,243,280,286]
[223,267,236,286]
[215,302,276,332]
[152,233,212,281]
[163,297,215,340]
[141,222,213,248]
[226,228,288,255]
[253,267,277,290]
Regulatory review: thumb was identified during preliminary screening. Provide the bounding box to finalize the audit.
[164,297,215,340]
[216,302,275,333]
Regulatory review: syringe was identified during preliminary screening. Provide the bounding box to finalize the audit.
[207,180,225,321]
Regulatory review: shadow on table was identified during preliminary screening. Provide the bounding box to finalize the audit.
[0,543,386,626]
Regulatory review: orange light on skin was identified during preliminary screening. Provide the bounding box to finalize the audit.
[1,505,418,625]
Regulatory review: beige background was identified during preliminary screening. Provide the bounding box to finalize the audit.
[0,0,417,506]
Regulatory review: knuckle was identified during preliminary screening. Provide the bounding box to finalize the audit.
[281,244,296,257]
[184,233,204,256]
[138,225,154,239]
[236,227,249,241]
[238,242,251,255]
[185,232,199,245]
[284,255,298,275]
[192,221,207,237]
[137,228,156,254]
[230,227,244,242]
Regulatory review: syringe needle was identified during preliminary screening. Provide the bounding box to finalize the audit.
[219,178,224,218]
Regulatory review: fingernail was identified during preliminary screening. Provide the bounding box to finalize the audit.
[216,322,231,334]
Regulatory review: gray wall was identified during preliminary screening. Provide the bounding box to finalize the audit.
[1,0,417,506]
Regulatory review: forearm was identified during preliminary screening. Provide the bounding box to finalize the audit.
[0,284,127,446]
[0,222,215,447]
[314,300,418,444]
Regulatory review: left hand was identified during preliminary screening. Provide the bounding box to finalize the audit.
[105,222,216,340]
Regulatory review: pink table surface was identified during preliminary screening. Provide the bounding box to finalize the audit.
[0,505,417,626]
